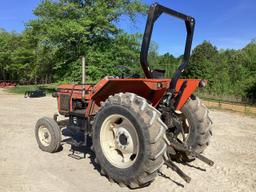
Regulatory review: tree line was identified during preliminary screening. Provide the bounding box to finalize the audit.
[149,40,256,103]
[0,0,255,102]
[0,0,146,84]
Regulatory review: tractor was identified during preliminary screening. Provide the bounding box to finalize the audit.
[35,3,213,188]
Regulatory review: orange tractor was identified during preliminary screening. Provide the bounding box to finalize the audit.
[35,3,213,188]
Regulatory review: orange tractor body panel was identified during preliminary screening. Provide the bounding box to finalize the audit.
[57,78,201,116]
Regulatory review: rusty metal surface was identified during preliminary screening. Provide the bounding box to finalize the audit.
[56,78,200,116]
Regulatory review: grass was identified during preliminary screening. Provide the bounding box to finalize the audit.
[6,84,57,94]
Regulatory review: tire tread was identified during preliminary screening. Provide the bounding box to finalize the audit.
[94,92,167,188]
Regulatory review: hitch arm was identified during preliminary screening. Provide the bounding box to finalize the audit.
[186,150,214,166]
[168,137,214,166]
[165,140,214,183]
[165,159,191,183]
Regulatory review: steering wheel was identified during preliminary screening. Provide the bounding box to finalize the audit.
[116,65,132,78]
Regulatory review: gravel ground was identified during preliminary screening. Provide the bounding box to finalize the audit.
[0,89,256,192]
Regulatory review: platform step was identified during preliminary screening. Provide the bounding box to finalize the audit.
[68,150,85,160]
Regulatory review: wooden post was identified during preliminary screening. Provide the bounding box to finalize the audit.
[81,56,86,101]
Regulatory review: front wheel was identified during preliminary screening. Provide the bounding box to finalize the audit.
[35,117,62,153]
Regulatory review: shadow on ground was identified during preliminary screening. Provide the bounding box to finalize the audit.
[59,127,208,189]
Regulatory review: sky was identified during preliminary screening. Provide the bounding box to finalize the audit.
[0,0,255,56]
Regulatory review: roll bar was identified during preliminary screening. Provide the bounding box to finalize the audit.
[140,3,195,91]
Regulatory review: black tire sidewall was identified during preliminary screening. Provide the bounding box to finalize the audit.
[180,106,199,149]
[35,117,61,153]
[93,104,150,182]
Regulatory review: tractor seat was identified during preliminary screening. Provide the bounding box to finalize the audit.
[152,69,165,79]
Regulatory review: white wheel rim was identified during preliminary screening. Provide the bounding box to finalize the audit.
[100,114,139,169]
[38,126,52,146]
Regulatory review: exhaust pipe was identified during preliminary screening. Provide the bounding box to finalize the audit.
[81,56,86,85]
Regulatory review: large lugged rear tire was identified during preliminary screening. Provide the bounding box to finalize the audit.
[181,95,212,154]
[92,93,167,188]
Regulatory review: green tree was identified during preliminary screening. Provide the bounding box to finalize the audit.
[158,53,180,78]
[185,41,218,81]
[26,0,146,82]
[0,29,34,82]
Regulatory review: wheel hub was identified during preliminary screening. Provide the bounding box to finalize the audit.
[38,126,52,146]
[115,127,132,150]
[100,114,139,168]
[44,132,49,139]
[119,133,127,145]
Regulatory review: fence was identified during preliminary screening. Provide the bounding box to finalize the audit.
[202,99,256,115]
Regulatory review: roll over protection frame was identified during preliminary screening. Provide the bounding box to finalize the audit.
[140,3,195,92]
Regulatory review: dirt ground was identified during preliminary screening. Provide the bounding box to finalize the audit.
[0,89,256,192]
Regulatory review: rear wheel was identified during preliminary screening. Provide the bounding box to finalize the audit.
[92,93,167,188]
[165,96,212,162]
[100,114,139,169]
[180,95,212,154]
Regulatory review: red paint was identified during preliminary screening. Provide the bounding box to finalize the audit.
[0,81,16,88]
[56,77,201,116]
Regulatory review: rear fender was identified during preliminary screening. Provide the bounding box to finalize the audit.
[175,79,201,110]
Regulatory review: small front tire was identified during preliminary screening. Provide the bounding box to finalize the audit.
[35,117,62,153]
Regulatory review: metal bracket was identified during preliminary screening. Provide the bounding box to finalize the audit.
[165,136,214,183]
